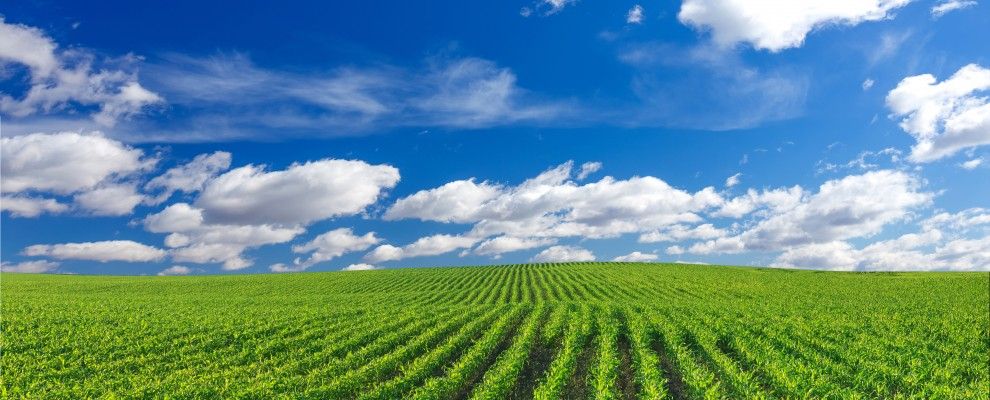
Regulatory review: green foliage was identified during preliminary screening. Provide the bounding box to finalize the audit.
[2,262,988,399]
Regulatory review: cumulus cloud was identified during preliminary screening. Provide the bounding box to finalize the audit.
[73,184,144,216]
[145,203,303,270]
[1,132,148,194]
[144,203,204,233]
[383,161,725,259]
[0,132,153,217]
[157,265,192,276]
[627,5,645,24]
[886,64,990,162]
[384,179,501,223]
[1,260,60,273]
[665,245,686,255]
[0,17,161,125]
[638,223,725,243]
[531,245,596,262]
[711,186,805,218]
[196,159,399,226]
[281,228,379,271]
[24,240,166,262]
[678,0,912,52]
[921,208,990,232]
[364,234,478,263]
[140,157,399,271]
[862,79,875,91]
[612,251,657,262]
[145,151,232,204]
[382,161,727,259]
[931,0,978,17]
[0,196,68,217]
[342,263,377,271]
[474,236,556,257]
[0,17,58,76]
[690,170,932,254]
[774,225,990,271]
[739,170,930,248]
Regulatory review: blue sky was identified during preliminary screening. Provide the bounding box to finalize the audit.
[2,0,989,275]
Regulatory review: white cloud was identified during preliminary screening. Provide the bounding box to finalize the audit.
[665,245,686,255]
[867,31,913,67]
[921,207,990,232]
[342,263,377,271]
[613,251,657,262]
[523,0,576,16]
[712,185,805,218]
[531,245,596,262]
[414,58,564,128]
[774,226,990,271]
[474,236,556,257]
[576,162,602,180]
[960,158,983,169]
[740,170,930,249]
[725,173,741,187]
[287,228,380,270]
[1,260,59,273]
[1,132,148,194]
[142,54,566,140]
[144,203,205,233]
[144,203,303,270]
[24,240,166,262]
[0,17,58,76]
[196,159,399,226]
[388,161,723,243]
[383,161,727,262]
[692,170,932,254]
[638,223,725,243]
[0,18,162,125]
[772,241,860,270]
[164,224,302,270]
[886,64,990,162]
[73,184,144,216]
[627,5,645,24]
[384,179,500,223]
[157,265,192,276]
[816,147,903,174]
[931,0,978,17]
[619,43,808,130]
[1,196,68,217]
[678,0,912,52]
[364,234,478,263]
[862,78,875,90]
[145,151,232,204]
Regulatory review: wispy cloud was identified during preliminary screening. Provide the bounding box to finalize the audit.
[619,42,809,130]
[129,53,571,141]
[931,0,978,18]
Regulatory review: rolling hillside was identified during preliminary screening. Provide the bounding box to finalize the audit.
[2,263,988,398]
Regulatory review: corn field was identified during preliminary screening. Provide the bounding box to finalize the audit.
[2,263,988,398]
